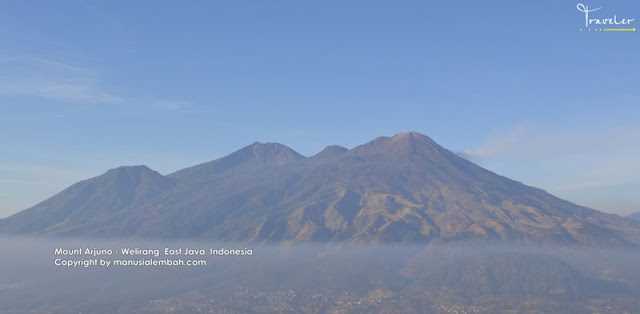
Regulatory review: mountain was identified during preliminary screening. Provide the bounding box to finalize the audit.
[627,213,640,223]
[170,142,305,180]
[0,165,174,236]
[1,132,640,246]
[310,145,348,160]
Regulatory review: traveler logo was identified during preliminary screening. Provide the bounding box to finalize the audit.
[577,3,636,31]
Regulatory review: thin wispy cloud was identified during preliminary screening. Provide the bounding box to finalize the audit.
[0,56,124,104]
[460,125,529,160]
[462,124,640,161]
[0,179,67,188]
[553,154,640,191]
[0,163,94,181]
[462,125,640,209]
[150,100,190,110]
[0,56,192,109]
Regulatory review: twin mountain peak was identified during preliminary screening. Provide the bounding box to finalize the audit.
[2,132,639,247]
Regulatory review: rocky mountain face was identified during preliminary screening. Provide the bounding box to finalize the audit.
[1,132,639,247]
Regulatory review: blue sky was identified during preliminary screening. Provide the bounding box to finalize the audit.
[1,1,639,218]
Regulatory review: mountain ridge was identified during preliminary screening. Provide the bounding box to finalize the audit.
[169,142,304,180]
[0,165,174,235]
[1,132,639,247]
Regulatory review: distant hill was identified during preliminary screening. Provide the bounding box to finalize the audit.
[627,213,640,222]
[0,165,174,236]
[1,132,640,247]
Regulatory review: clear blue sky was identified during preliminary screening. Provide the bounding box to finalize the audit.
[1,0,639,218]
